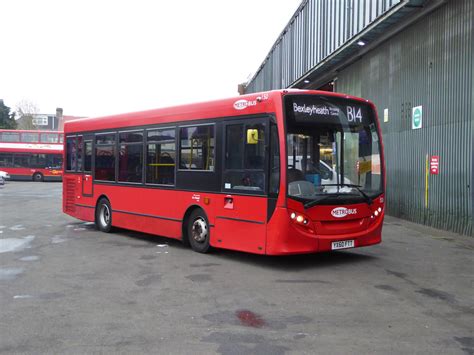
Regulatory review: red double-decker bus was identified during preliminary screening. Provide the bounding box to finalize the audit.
[63,90,385,255]
[0,129,63,182]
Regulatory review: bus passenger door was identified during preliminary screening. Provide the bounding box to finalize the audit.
[82,139,93,196]
[214,119,268,254]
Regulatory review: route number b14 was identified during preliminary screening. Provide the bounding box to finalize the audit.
[347,106,363,123]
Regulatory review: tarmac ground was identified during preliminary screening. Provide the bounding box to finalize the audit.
[0,181,473,354]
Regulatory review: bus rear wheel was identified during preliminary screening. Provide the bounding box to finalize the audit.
[187,209,211,253]
[96,198,113,233]
[33,172,43,182]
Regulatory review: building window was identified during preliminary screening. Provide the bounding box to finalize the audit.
[95,133,116,181]
[118,131,143,183]
[179,125,214,171]
[146,128,176,185]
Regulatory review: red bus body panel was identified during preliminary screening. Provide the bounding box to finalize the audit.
[63,90,385,255]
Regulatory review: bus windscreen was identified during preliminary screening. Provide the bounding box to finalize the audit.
[285,95,383,206]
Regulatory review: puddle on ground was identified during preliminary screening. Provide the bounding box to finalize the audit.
[14,295,33,299]
[186,274,212,282]
[19,255,40,262]
[0,268,24,281]
[51,236,67,244]
[0,236,35,253]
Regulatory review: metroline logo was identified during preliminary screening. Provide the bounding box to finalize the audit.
[233,99,257,110]
[331,207,357,218]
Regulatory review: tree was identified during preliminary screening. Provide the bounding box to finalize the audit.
[16,99,39,130]
[0,99,17,129]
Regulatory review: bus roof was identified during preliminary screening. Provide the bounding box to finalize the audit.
[64,89,372,134]
[0,129,63,134]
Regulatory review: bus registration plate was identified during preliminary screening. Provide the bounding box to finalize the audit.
[331,240,354,250]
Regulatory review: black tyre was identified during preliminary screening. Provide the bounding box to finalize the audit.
[95,198,113,233]
[33,172,44,182]
[187,209,211,253]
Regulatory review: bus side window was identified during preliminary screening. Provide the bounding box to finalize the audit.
[77,136,83,171]
[223,122,266,192]
[269,123,280,195]
[66,136,77,171]
[84,141,92,172]
[179,125,214,171]
[95,134,116,181]
[118,131,144,183]
[146,128,176,185]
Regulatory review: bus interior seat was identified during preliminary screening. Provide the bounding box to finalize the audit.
[288,180,315,197]
[287,168,305,182]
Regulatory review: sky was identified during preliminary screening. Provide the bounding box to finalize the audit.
[0,0,302,117]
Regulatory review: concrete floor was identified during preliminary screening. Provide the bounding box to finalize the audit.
[0,182,473,354]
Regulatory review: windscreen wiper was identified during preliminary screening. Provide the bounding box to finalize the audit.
[320,184,373,205]
[303,193,342,209]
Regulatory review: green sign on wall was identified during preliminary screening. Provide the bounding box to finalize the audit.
[412,105,423,129]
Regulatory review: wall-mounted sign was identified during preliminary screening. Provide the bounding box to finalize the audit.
[32,116,49,126]
[430,155,439,175]
[412,106,422,129]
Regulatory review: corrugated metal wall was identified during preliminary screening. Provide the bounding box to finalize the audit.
[336,0,473,235]
[246,0,403,93]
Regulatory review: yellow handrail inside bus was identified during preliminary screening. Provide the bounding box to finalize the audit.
[148,163,175,167]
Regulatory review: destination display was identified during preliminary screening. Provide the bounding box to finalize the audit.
[286,96,372,126]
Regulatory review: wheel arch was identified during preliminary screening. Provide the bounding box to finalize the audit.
[95,194,111,209]
[181,204,208,245]
[32,171,44,181]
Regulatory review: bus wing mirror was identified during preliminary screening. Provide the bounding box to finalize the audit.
[247,129,258,144]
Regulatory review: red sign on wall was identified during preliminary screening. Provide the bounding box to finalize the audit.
[430,155,439,175]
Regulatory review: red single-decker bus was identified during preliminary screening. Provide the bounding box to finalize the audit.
[63,90,385,255]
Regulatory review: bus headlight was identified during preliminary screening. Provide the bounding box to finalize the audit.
[288,210,314,233]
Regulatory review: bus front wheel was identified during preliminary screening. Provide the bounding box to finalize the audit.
[33,172,43,182]
[96,198,113,233]
[187,209,211,253]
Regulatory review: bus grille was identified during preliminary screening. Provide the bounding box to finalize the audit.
[65,178,76,213]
